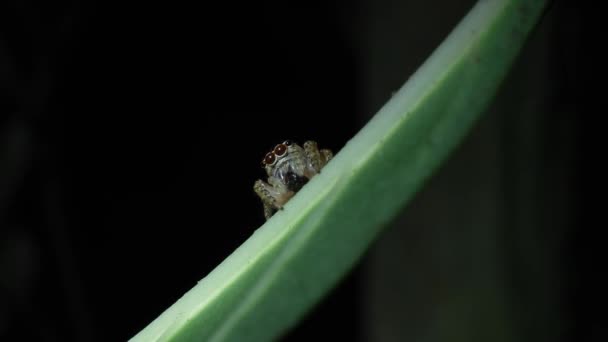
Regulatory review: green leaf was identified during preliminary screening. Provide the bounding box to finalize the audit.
[130,0,548,341]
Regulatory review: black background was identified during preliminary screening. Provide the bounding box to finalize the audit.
[2,1,359,341]
[1,1,592,341]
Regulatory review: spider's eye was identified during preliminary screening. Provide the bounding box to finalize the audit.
[283,140,293,146]
[274,143,287,156]
[263,152,276,166]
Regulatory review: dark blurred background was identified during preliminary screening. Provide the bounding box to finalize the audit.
[1,1,588,341]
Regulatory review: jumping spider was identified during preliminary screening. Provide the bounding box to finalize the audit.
[254,140,333,220]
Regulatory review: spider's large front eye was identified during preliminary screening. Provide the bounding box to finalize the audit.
[274,143,287,156]
[263,152,276,166]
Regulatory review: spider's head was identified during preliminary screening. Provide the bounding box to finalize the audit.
[261,140,296,176]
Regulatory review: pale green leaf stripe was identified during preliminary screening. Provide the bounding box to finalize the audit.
[131,0,548,341]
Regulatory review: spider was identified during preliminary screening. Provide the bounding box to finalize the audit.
[254,140,332,220]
